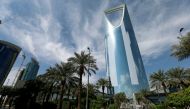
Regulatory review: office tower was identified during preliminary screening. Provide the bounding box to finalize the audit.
[104,4,149,97]
[0,40,21,86]
[21,58,39,80]
[107,76,114,96]
[17,69,25,81]
[14,68,25,88]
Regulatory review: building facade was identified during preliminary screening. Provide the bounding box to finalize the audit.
[104,4,149,97]
[0,40,21,86]
[21,58,39,80]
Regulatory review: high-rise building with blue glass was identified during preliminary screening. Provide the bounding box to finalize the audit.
[21,58,39,80]
[104,4,149,97]
[0,40,21,86]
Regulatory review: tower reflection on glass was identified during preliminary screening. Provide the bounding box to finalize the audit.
[0,40,21,86]
[104,4,149,98]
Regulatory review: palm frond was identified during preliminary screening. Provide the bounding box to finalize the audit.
[171,32,190,61]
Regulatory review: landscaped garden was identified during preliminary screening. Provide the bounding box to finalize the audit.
[0,33,190,109]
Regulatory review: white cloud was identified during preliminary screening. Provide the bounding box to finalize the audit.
[0,0,109,83]
[0,1,73,63]
[0,1,11,20]
[24,35,36,57]
[1,0,190,84]
[128,0,190,60]
[56,1,109,72]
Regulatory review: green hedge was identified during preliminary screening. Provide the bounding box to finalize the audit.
[166,87,190,108]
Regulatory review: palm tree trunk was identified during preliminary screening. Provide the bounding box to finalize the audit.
[55,92,59,102]
[42,92,47,104]
[33,92,39,103]
[102,86,105,98]
[46,83,54,102]
[102,86,105,109]
[57,85,64,109]
[77,71,82,109]
[50,93,54,101]
[67,88,70,100]
[162,82,167,94]
[67,88,71,109]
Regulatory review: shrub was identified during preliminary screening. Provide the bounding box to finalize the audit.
[114,92,128,108]
[108,104,117,109]
[166,87,190,108]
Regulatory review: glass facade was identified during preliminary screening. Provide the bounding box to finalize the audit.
[0,40,21,86]
[105,4,149,97]
[21,58,39,80]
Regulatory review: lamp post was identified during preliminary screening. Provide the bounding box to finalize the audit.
[179,28,184,37]
[86,47,90,109]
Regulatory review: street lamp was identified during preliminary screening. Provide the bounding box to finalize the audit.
[179,28,184,37]
[86,47,90,109]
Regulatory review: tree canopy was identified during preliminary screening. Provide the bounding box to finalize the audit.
[171,32,190,61]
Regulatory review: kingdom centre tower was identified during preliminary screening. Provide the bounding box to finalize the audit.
[104,4,149,97]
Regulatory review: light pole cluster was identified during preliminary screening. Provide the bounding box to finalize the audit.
[179,28,184,37]
[86,47,90,109]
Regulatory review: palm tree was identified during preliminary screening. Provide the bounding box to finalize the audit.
[166,67,189,89]
[55,62,79,109]
[44,67,57,102]
[87,83,99,99]
[150,70,168,94]
[68,51,98,109]
[114,92,128,108]
[171,32,190,61]
[96,78,108,98]
[135,89,157,109]
[135,89,152,105]
[24,79,45,102]
[96,78,109,109]
[36,67,57,103]
[84,84,98,108]
[87,84,99,95]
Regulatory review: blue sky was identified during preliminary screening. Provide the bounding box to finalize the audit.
[0,0,190,86]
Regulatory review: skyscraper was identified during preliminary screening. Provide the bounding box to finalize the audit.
[0,40,21,86]
[21,58,39,80]
[17,68,25,81]
[104,4,149,97]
